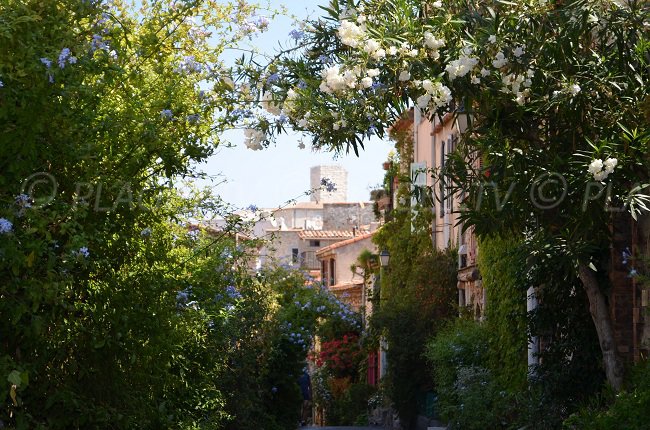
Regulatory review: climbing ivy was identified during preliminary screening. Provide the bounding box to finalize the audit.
[477,235,527,390]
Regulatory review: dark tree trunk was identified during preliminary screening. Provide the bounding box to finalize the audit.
[577,263,625,392]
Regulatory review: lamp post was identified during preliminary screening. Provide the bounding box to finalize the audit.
[379,249,391,268]
[378,249,390,379]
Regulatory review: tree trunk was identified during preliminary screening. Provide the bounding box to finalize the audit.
[577,263,625,392]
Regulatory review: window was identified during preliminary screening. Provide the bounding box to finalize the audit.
[309,240,321,247]
[321,260,328,286]
[329,259,336,286]
[292,248,299,264]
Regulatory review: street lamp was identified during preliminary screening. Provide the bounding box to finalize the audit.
[377,249,390,380]
[379,250,390,267]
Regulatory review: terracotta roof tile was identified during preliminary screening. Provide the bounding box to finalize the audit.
[316,231,375,256]
[298,230,357,240]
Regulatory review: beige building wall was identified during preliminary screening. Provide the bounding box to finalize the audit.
[412,110,484,316]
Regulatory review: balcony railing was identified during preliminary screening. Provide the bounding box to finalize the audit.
[300,251,320,270]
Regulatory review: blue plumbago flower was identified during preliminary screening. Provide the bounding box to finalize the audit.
[91,34,107,52]
[0,80,3,88]
[628,268,638,278]
[160,109,173,120]
[277,113,288,124]
[40,57,52,68]
[255,16,269,29]
[58,48,72,68]
[622,247,632,265]
[108,50,118,60]
[320,177,337,192]
[271,386,278,393]
[48,74,54,84]
[246,204,258,212]
[297,80,307,89]
[371,81,385,91]
[176,287,191,304]
[289,29,305,41]
[366,124,378,138]
[318,55,331,64]
[225,285,242,300]
[186,113,200,124]
[0,218,13,234]
[266,73,280,84]
[140,227,152,237]
[231,108,251,119]
[175,55,202,74]
[187,229,200,240]
[74,246,90,258]
[15,194,31,208]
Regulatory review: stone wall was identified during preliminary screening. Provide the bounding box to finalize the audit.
[322,203,375,230]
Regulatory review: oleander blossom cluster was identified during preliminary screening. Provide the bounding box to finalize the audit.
[588,157,618,181]
[244,128,265,150]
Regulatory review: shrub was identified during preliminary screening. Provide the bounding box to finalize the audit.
[563,361,650,430]
[425,318,516,429]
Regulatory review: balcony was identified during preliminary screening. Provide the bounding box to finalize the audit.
[300,251,320,270]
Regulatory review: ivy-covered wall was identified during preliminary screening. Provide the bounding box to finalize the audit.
[477,235,527,390]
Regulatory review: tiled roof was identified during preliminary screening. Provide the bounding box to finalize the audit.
[316,231,375,256]
[298,230,357,240]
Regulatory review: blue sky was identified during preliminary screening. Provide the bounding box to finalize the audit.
[195,0,393,208]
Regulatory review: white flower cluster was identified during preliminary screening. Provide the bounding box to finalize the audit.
[588,158,618,181]
[244,128,265,150]
[284,88,298,113]
[502,70,534,104]
[492,51,508,68]
[260,91,281,115]
[319,65,379,93]
[445,53,479,80]
[363,38,386,60]
[553,83,582,98]
[338,20,366,47]
[415,79,453,110]
[424,32,445,60]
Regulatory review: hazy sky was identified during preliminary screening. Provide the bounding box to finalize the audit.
[194,0,393,209]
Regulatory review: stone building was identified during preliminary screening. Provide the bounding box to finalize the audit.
[254,166,376,276]
[316,231,376,312]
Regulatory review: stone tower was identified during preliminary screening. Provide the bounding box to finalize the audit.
[310,165,348,203]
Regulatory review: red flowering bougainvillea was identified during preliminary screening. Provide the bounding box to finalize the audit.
[317,334,361,378]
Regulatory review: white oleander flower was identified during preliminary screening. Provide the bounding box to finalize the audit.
[244,128,265,150]
[398,70,411,81]
[260,92,281,115]
[361,77,373,88]
[488,35,497,44]
[604,157,618,173]
[513,45,525,57]
[338,20,365,47]
[367,68,380,77]
[424,32,445,50]
[588,159,604,175]
[445,55,478,80]
[364,39,381,54]
[569,84,581,96]
[371,48,386,60]
[492,51,508,68]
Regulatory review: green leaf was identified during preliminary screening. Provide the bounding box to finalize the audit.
[7,370,22,387]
